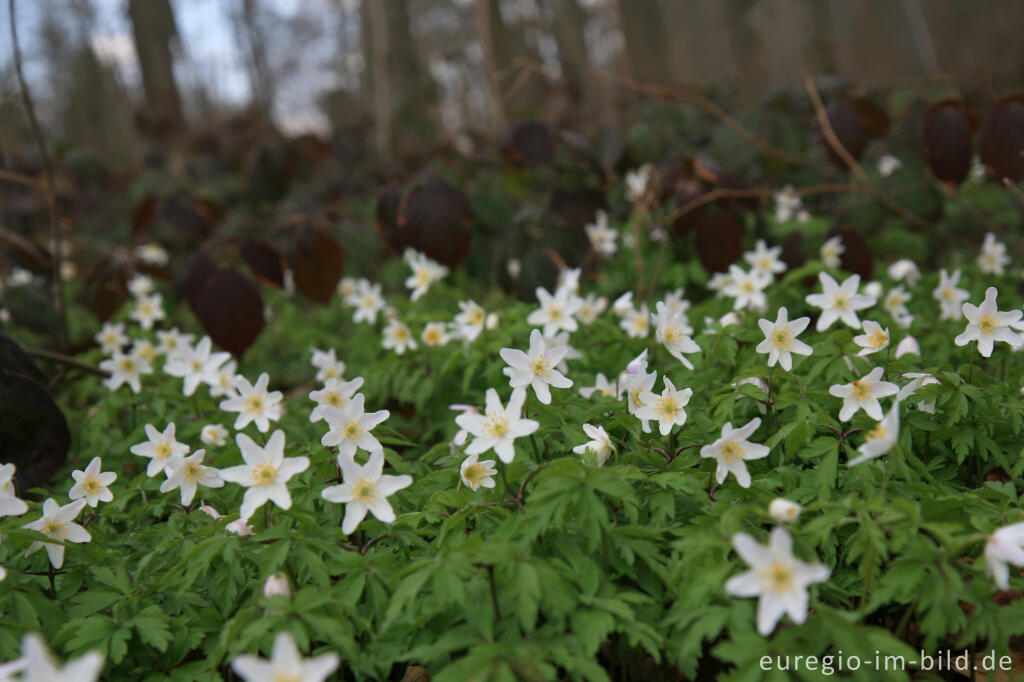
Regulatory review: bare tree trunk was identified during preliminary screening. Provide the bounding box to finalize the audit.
[476,0,545,121]
[127,0,185,135]
[364,0,393,157]
[615,0,671,86]
[551,0,592,128]
[233,0,276,121]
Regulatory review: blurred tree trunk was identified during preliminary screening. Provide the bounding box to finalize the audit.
[362,0,437,159]
[616,0,671,86]
[233,0,276,121]
[127,0,185,137]
[551,0,592,128]
[476,0,545,124]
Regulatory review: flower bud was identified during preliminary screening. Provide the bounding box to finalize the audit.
[769,498,802,523]
[263,573,292,600]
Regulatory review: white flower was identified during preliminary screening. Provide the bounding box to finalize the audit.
[877,154,902,177]
[769,498,802,523]
[421,322,450,346]
[722,265,770,312]
[898,372,939,413]
[828,367,899,421]
[611,291,634,316]
[863,281,884,301]
[848,401,900,467]
[94,322,127,355]
[500,329,573,405]
[774,186,805,223]
[130,338,158,363]
[882,286,911,320]
[622,361,658,434]
[455,388,539,463]
[618,302,650,338]
[570,294,605,326]
[755,307,812,371]
[887,259,919,286]
[744,240,786,278]
[653,301,700,369]
[404,250,448,301]
[933,269,969,320]
[506,259,522,279]
[310,348,346,382]
[7,266,35,287]
[160,449,224,505]
[22,498,91,569]
[219,373,284,433]
[129,293,165,330]
[624,164,651,203]
[337,276,361,300]
[348,281,386,324]
[894,336,920,359]
[636,377,692,435]
[725,527,830,636]
[164,336,230,397]
[852,320,890,356]
[706,272,733,296]
[219,431,309,522]
[978,232,1010,275]
[68,457,116,508]
[453,300,489,342]
[231,631,338,682]
[208,359,239,399]
[320,393,390,461]
[0,464,29,518]
[700,418,769,488]
[322,449,412,534]
[527,286,582,336]
[135,242,168,265]
[127,273,154,299]
[805,272,875,331]
[985,522,1024,590]
[954,287,1023,358]
[542,331,580,373]
[226,519,254,536]
[130,423,190,477]
[156,328,194,359]
[585,210,618,257]
[7,633,104,682]
[263,572,292,599]
[309,377,364,423]
[572,424,615,466]
[579,372,620,399]
[382,319,417,354]
[820,236,845,268]
[460,453,498,491]
[200,424,229,447]
[99,351,152,393]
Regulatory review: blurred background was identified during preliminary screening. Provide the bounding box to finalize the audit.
[2,0,1023,161]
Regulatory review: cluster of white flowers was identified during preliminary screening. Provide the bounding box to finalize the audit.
[773,186,810,223]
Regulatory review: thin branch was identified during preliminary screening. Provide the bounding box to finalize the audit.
[24,347,106,376]
[0,168,41,188]
[8,0,68,348]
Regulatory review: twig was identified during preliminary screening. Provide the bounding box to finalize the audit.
[24,347,105,376]
[1003,178,1024,210]
[8,0,67,348]
[0,168,41,188]
[804,77,930,229]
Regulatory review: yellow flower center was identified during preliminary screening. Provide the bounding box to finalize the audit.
[326,392,342,407]
[720,441,744,463]
[832,293,849,310]
[352,478,379,504]
[483,414,509,439]
[413,268,431,286]
[155,444,171,460]
[868,329,888,348]
[941,288,955,301]
[532,357,551,377]
[979,316,996,334]
[119,358,136,372]
[757,256,772,270]
[664,326,682,345]
[252,464,277,486]
[764,562,794,593]
[655,396,680,419]
[344,422,363,440]
[851,381,871,401]
[629,388,645,407]
[43,520,67,539]
[739,279,755,294]
[245,396,264,413]
[323,366,340,379]
[633,317,648,333]
[772,329,792,350]
[393,326,410,342]
[272,674,300,682]
[467,309,484,325]
[84,477,103,494]
[424,328,444,345]
[463,463,485,485]
[190,359,202,372]
[184,464,201,483]
[866,422,886,441]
